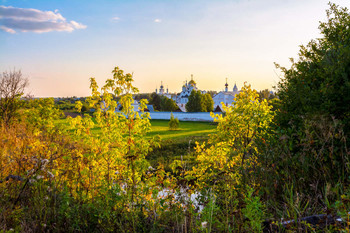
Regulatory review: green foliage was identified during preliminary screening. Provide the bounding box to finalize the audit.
[259,115,349,211]
[150,92,161,111]
[242,187,266,232]
[257,89,275,102]
[160,96,179,111]
[186,90,202,112]
[168,112,179,130]
[149,93,179,112]
[263,4,350,214]
[69,67,158,205]
[23,98,63,133]
[201,93,214,112]
[56,99,76,111]
[191,83,274,231]
[276,2,350,137]
[194,83,274,186]
[186,90,214,112]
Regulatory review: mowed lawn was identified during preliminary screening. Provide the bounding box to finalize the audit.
[56,117,217,140]
[148,120,216,140]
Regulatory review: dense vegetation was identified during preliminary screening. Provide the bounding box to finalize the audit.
[1,3,350,232]
[186,90,214,112]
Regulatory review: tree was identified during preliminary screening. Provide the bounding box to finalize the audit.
[160,96,179,111]
[201,93,214,112]
[168,112,179,130]
[193,83,274,185]
[150,92,161,111]
[186,90,202,112]
[186,90,214,112]
[69,67,161,217]
[191,83,273,230]
[0,69,28,126]
[270,3,350,200]
[276,3,350,136]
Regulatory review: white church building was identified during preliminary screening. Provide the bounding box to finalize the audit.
[212,79,240,112]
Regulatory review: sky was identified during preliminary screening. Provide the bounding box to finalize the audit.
[1,0,349,97]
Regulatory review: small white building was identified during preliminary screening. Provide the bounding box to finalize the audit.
[213,80,240,112]
[155,81,174,100]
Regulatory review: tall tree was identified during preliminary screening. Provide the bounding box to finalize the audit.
[201,93,214,112]
[0,69,28,126]
[276,3,350,136]
[186,90,202,112]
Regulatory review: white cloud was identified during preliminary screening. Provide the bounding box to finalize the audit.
[112,16,120,21]
[0,5,87,33]
[70,20,86,30]
[154,18,161,23]
[0,25,14,33]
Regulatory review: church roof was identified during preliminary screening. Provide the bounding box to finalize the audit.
[233,83,238,92]
[213,91,236,97]
[188,79,196,85]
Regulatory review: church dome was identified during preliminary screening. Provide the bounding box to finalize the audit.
[188,79,196,86]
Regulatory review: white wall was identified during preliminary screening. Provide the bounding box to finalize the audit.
[149,112,222,122]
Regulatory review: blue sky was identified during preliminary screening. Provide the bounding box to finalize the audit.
[1,0,349,97]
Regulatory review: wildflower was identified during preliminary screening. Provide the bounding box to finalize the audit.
[201,221,208,229]
[47,171,54,178]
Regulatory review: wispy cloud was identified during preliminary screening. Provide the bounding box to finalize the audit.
[0,25,14,33]
[0,5,87,33]
[154,18,161,23]
[111,16,120,22]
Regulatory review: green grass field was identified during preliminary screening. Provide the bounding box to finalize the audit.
[147,120,216,139]
[57,117,217,140]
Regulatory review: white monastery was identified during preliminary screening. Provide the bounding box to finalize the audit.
[156,76,240,112]
[212,79,240,111]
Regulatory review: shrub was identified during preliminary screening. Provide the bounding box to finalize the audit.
[168,112,179,130]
